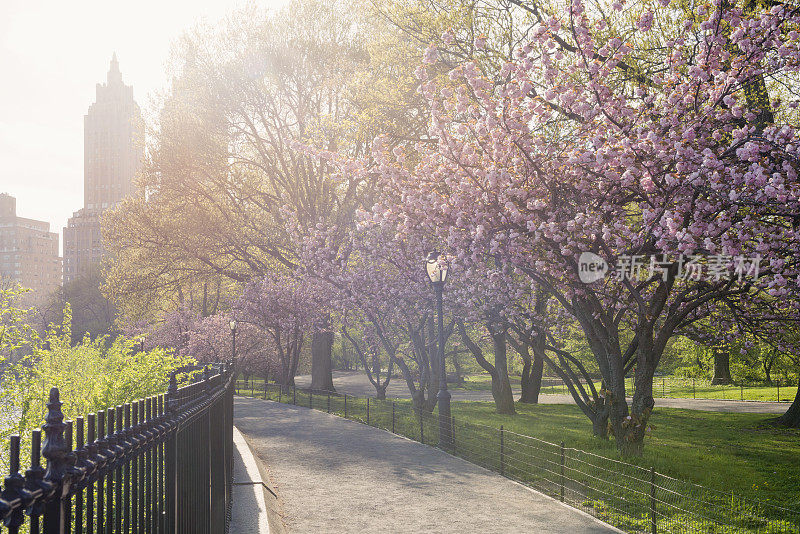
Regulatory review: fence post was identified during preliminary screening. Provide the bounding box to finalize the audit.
[278,386,282,404]
[499,425,505,476]
[344,394,347,418]
[662,378,665,397]
[96,410,106,534]
[560,441,565,502]
[203,367,213,530]
[451,416,456,453]
[293,386,297,406]
[740,384,743,401]
[165,373,179,534]
[420,413,424,445]
[124,403,132,534]
[367,397,370,425]
[777,381,780,401]
[650,466,657,534]
[327,393,331,413]
[27,430,46,533]
[4,435,26,532]
[693,378,696,399]
[263,379,267,400]
[310,390,313,409]
[74,417,85,534]
[42,387,69,534]
[392,402,396,433]
[115,406,123,534]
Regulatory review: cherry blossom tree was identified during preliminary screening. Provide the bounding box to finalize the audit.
[295,214,456,412]
[371,1,800,454]
[445,255,530,414]
[186,315,279,380]
[234,273,326,386]
[128,307,278,379]
[135,307,198,358]
[340,323,394,399]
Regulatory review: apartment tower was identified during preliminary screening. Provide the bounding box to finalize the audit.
[0,193,62,304]
[63,54,144,284]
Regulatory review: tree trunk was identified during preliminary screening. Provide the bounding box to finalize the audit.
[611,357,655,457]
[311,330,335,391]
[519,337,544,404]
[711,346,732,385]
[763,351,775,385]
[451,352,466,385]
[392,339,435,413]
[489,323,516,415]
[776,375,800,428]
[592,407,610,438]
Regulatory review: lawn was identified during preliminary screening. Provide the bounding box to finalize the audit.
[449,401,800,508]
[455,374,798,403]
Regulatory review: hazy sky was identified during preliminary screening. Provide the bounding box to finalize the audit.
[0,0,287,253]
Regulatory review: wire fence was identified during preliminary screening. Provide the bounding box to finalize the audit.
[236,380,800,534]
[534,377,797,403]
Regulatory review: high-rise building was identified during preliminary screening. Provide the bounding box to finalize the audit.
[0,193,62,304]
[63,54,144,284]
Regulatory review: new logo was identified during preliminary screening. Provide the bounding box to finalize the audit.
[578,252,608,283]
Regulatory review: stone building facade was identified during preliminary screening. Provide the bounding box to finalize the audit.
[0,193,62,304]
[63,54,144,284]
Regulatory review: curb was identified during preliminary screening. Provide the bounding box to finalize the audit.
[230,427,272,534]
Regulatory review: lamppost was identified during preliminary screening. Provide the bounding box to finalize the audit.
[229,319,237,371]
[426,250,452,448]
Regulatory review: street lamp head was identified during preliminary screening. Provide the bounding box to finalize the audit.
[425,250,449,284]
[229,319,237,332]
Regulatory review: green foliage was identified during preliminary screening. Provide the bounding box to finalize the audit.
[53,264,118,344]
[0,285,38,364]
[0,303,194,472]
[671,334,799,385]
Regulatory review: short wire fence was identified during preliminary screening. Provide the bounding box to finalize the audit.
[0,363,234,534]
[535,377,797,403]
[236,380,799,534]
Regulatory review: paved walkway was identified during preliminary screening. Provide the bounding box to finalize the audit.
[294,371,788,414]
[235,397,618,533]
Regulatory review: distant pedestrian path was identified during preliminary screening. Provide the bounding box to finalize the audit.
[294,372,788,414]
[234,397,617,533]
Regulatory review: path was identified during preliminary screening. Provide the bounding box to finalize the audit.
[235,397,618,534]
[294,371,788,414]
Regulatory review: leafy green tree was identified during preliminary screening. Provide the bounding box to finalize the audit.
[0,285,38,366]
[38,264,118,345]
[0,304,193,471]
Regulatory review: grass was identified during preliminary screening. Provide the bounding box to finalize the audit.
[448,401,800,508]
[236,380,799,533]
[455,374,798,403]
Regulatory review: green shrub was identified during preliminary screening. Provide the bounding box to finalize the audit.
[0,304,194,471]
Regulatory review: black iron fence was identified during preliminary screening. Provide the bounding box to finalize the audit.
[236,380,800,534]
[0,364,234,534]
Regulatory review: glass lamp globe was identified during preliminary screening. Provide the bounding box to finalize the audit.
[425,251,449,284]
